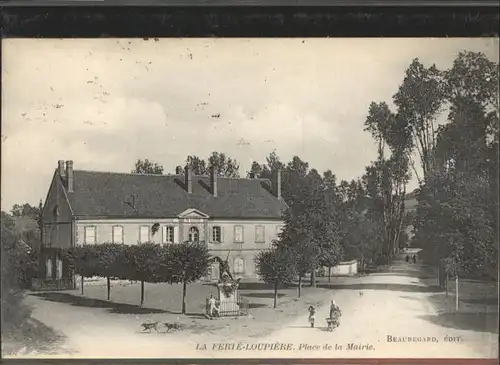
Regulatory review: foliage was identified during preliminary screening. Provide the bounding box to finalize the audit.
[169,242,212,284]
[255,245,297,306]
[1,211,35,333]
[132,159,164,175]
[393,59,445,180]
[184,152,240,177]
[169,242,211,313]
[410,51,499,279]
[123,243,165,283]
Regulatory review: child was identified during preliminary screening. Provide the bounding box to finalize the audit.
[308,305,316,328]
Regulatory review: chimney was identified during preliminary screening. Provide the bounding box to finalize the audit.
[66,160,74,193]
[275,169,282,200]
[58,160,66,177]
[210,166,218,197]
[184,166,192,194]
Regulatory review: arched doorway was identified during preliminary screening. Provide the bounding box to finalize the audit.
[188,226,199,242]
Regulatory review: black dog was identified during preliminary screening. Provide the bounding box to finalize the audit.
[163,322,182,332]
[141,321,159,333]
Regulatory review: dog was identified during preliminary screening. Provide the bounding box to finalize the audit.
[141,321,159,333]
[163,322,181,333]
[359,291,364,296]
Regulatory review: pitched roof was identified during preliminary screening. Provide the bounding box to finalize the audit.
[65,170,286,219]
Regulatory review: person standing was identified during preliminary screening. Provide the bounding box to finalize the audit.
[308,305,316,328]
[208,294,219,319]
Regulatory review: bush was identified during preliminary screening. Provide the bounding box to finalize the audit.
[1,212,34,334]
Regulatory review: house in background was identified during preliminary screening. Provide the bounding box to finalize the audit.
[40,160,286,288]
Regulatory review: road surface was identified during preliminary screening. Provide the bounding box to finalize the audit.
[8,259,497,359]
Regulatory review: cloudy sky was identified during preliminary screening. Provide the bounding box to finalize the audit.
[1,38,498,210]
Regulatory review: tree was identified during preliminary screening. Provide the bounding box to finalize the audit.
[94,243,128,301]
[184,152,240,177]
[363,101,412,264]
[123,243,165,306]
[1,211,35,335]
[186,155,208,175]
[170,242,211,314]
[247,161,263,178]
[278,168,342,288]
[132,159,164,175]
[393,59,445,181]
[254,246,297,308]
[207,152,240,177]
[412,51,499,285]
[62,245,102,295]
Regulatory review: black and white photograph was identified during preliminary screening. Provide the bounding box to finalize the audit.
[1,38,498,359]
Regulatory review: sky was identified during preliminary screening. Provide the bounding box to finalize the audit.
[1,38,498,211]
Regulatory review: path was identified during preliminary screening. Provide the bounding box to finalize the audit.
[256,260,497,359]
[7,259,498,359]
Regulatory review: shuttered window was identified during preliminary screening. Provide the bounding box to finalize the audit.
[139,226,150,243]
[233,257,245,274]
[112,226,124,244]
[84,226,96,244]
[255,225,265,243]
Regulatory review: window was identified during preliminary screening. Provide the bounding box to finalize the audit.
[255,225,265,243]
[188,226,199,242]
[233,257,245,274]
[139,226,150,243]
[43,227,51,247]
[112,226,124,244]
[84,226,96,244]
[163,226,174,243]
[46,258,53,279]
[212,226,222,243]
[56,258,63,279]
[234,225,244,243]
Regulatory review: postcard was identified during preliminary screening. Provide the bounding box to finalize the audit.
[1,38,498,360]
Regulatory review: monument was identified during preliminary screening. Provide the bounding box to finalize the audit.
[212,255,242,316]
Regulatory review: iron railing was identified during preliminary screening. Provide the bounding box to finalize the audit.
[205,296,249,317]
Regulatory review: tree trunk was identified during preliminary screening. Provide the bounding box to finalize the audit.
[298,276,302,298]
[310,270,317,288]
[455,276,459,312]
[182,279,187,314]
[328,267,331,282]
[140,280,145,307]
[107,276,111,300]
[81,275,84,295]
[445,273,449,297]
[273,281,278,308]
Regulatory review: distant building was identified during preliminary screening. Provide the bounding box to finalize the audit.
[40,160,286,287]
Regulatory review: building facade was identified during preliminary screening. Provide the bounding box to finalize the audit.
[40,160,286,285]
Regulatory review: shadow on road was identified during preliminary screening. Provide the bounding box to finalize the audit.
[243,293,285,299]
[248,302,268,309]
[318,282,442,293]
[418,312,499,334]
[31,292,174,315]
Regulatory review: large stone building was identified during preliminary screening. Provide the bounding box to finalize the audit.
[40,160,286,286]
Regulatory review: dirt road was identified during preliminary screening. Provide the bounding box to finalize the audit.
[8,260,498,359]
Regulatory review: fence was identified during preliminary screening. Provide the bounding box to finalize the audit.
[205,296,249,318]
